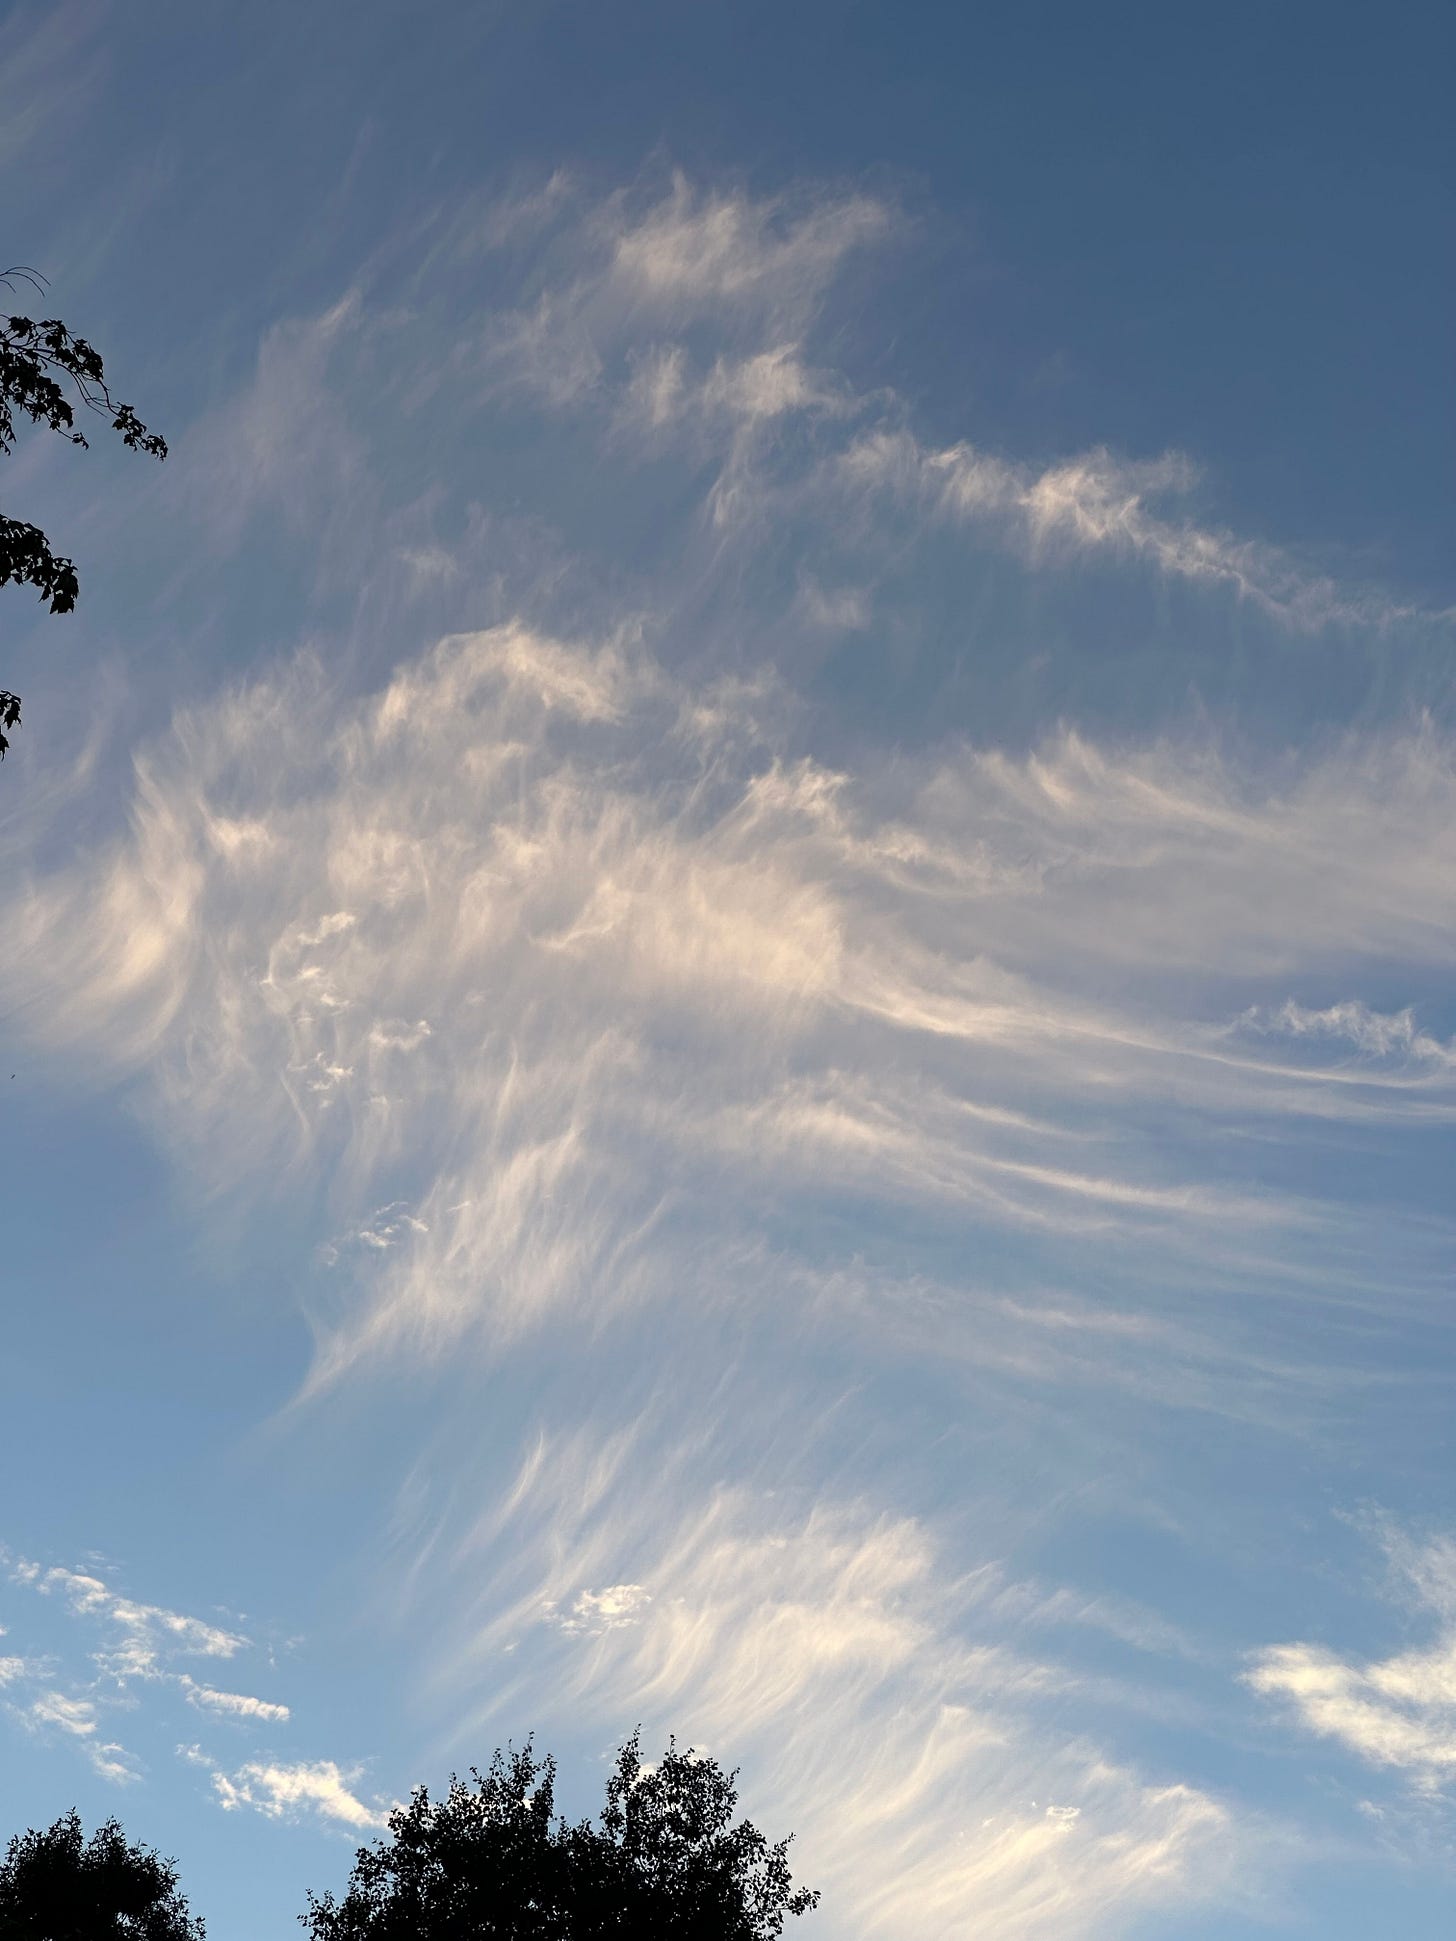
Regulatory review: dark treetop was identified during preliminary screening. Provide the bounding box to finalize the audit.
[0,1810,204,1941]
[303,1732,820,1941]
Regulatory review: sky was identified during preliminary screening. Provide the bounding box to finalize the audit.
[1,2,1454,1935]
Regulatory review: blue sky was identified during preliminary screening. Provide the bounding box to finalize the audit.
[2,3,1454,1935]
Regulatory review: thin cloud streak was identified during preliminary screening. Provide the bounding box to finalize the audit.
[839,431,1430,631]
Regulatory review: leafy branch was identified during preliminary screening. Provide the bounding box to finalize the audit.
[0,266,166,756]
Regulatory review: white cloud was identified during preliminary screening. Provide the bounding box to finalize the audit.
[625,342,840,437]
[181,1677,291,1724]
[88,1742,144,1784]
[30,1687,98,1736]
[0,1547,304,1793]
[1241,999,1456,1070]
[548,1583,652,1636]
[373,620,641,733]
[1,1547,363,1812]
[459,174,889,419]
[840,429,1423,630]
[15,1558,248,1671]
[605,172,889,318]
[703,345,832,420]
[206,1755,388,1829]
[1250,1529,1456,1788]
[25,1689,140,1783]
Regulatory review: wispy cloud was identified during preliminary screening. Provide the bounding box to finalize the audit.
[0,1,108,175]
[5,1554,248,1672]
[445,172,889,420]
[1250,1525,1456,1789]
[6,628,1454,1401]
[351,169,1440,625]
[181,1677,291,1724]
[417,1426,1245,1941]
[839,430,1431,629]
[22,1689,140,1784]
[605,172,890,316]
[177,290,371,573]
[1240,999,1456,1071]
[1,1547,298,1789]
[545,1582,652,1637]
[30,1688,99,1736]
[182,1746,388,1830]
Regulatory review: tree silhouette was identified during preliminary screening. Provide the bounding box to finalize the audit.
[303,1731,819,1940]
[0,1809,204,1940]
[1,268,166,757]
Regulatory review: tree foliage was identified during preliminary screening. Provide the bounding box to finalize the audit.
[0,267,166,756]
[0,1809,204,1941]
[302,1731,819,1941]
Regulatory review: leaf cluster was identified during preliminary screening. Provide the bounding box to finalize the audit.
[0,307,167,464]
